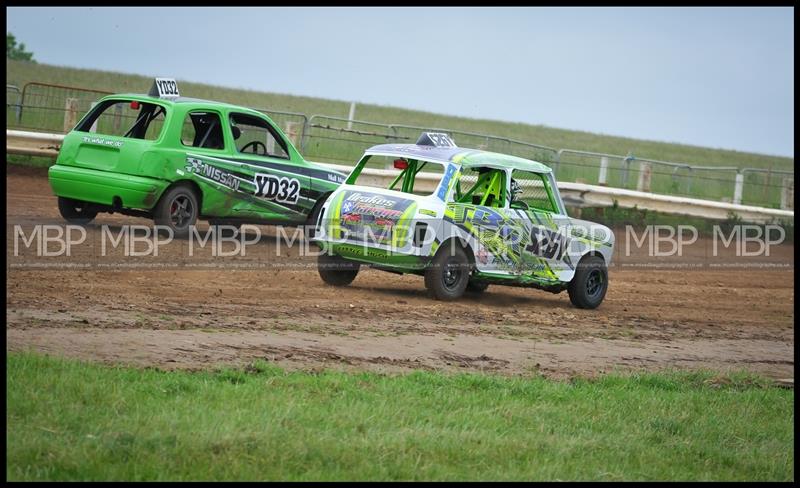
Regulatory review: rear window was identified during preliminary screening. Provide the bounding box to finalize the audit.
[347,155,446,197]
[76,99,167,141]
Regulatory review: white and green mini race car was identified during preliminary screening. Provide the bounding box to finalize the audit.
[313,133,615,309]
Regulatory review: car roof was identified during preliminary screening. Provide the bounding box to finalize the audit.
[365,143,552,174]
[101,93,262,114]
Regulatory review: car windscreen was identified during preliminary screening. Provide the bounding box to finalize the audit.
[346,155,446,197]
[75,99,167,141]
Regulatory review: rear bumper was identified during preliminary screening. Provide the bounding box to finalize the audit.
[317,241,428,270]
[48,164,166,210]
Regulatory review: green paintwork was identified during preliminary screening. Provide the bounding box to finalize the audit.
[48,92,345,224]
[326,242,426,269]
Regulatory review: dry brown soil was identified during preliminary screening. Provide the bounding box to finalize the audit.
[6,166,795,379]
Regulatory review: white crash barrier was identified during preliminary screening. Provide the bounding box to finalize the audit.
[6,129,794,224]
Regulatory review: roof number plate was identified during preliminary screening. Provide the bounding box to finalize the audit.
[149,78,180,99]
[416,132,457,148]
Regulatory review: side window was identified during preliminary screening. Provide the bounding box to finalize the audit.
[511,170,557,213]
[453,167,507,208]
[181,111,225,150]
[76,99,167,141]
[229,112,289,159]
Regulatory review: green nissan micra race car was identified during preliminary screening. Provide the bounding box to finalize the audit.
[48,78,346,235]
[313,133,615,309]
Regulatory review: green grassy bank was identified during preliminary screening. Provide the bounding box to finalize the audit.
[6,352,794,481]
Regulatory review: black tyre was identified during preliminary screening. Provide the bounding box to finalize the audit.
[424,244,470,301]
[153,185,199,238]
[568,255,608,309]
[466,279,490,294]
[57,197,98,225]
[318,252,360,286]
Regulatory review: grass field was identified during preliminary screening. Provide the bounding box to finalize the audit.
[6,352,794,481]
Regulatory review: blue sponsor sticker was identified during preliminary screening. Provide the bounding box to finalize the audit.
[437,164,457,201]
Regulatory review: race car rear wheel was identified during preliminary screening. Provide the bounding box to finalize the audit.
[57,197,98,225]
[568,255,608,309]
[425,245,470,301]
[318,252,360,286]
[154,184,199,238]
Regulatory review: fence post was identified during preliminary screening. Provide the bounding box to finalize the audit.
[284,121,300,147]
[762,166,772,203]
[89,101,98,133]
[389,125,400,143]
[299,115,310,153]
[733,172,744,205]
[347,102,356,130]
[621,154,634,188]
[636,162,652,192]
[554,150,562,178]
[19,82,28,123]
[113,103,122,134]
[598,156,608,186]
[63,98,79,133]
[300,115,316,153]
[781,177,794,210]
[7,85,22,124]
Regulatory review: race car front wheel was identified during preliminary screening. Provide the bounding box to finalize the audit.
[305,199,326,241]
[154,185,199,238]
[58,197,98,225]
[318,252,360,286]
[425,245,470,301]
[568,255,608,309]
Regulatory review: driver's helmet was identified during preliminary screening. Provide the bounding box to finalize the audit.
[510,178,523,201]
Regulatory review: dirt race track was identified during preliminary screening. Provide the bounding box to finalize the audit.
[6,166,795,379]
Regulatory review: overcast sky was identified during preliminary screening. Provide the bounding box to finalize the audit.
[6,7,795,157]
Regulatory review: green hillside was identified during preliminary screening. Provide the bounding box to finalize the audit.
[7,60,792,171]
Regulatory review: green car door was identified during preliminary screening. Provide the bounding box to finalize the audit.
[169,105,341,226]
